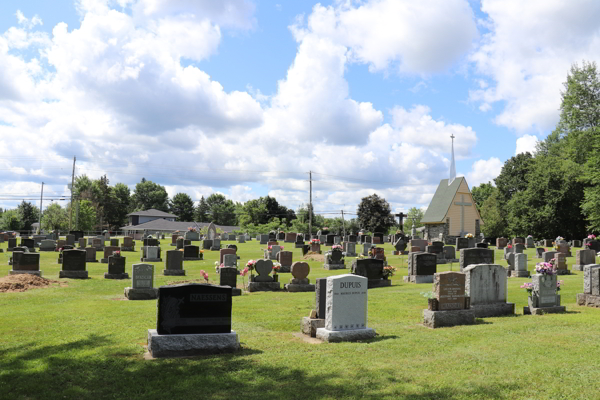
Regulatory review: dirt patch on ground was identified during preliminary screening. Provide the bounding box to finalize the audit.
[303,253,325,262]
[0,274,66,293]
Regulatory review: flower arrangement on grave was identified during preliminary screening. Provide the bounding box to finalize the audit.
[272,262,281,275]
[556,236,564,242]
[112,250,121,257]
[527,235,533,239]
[535,261,556,275]
[332,244,342,251]
[383,265,397,278]
[200,269,209,283]
[520,282,533,294]
[240,266,250,291]
[465,233,474,238]
[588,234,596,240]
[586,242,592,247]
[507,244,513,249]
[311,238,320,244]
[56,247,63,252]
[187,227,198,232]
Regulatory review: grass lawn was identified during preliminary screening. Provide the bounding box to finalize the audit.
[0,239,599,400]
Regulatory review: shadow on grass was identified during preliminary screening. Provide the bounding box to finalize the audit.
[474,319,493,325]
[0,334,527,400]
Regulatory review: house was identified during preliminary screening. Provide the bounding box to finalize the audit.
[119,218,239,239]
[421,177,483,241]
[126,209,177,226]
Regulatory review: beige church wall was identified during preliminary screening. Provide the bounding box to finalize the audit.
[445,180,482,236]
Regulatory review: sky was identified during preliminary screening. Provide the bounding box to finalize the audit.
[0,0,598,219]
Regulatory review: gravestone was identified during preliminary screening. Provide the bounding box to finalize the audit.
[92,238,103,250]
[110,238,119,247]
[264,245,281,260]
[171,235,180,246]
[125,264,158,300]
[65,234,75,246]
[509,253,530,277]
[513,237,525,246]
[285,261,315,292]
[476,242,488,249]
[184,230,200,241]
[426,243,446,264]
[573,249,596,271]
[577,264,600,307]
[202,239,212,250]
[10,253,41,277]
[219,248,237,265]
[443,246,458,262]
[526,237,535,249]
[295,234,305,248]
[572,239,582,248]
[183,245,202,261]
[39,239,56,252]
[220,267,241,296]
[351,258,391,288]
[143,238,159,247]
[142,246,162,262]
[496,238,507,249]
[206,223,217,240]
[536,248,545,258]
[514,243,525,254]
[301,278,326,337]
[554,252,569,275]
[524,273,566,315]
[121,236,135,251]
[7,238,17,251]
[361,243,373,256]
[105,254,128,279]
[147,283,239,357]
[222,254,237,268]
[278,232,286,241]
[59,249,88,279]
[78,238,86,248]
[211,238,221,251]
[371,247,386,261]
[348,235,357,243]
[456,238,469,251]
[259,234,269,244]
[70,231,84,241]
[163,250,185,276]
[84,247,98,263]
[459,248,494,272]
[285,232,297,243]
[315,275,376,343]
[464,264,514,317]
[409,239,428,252]
[277,251,293,273]
[237,235,246,244]
[392,237,407,255]
[423,271,475,328]
[248,259,280,292]
[324,248,346,270]
[404,252,437,284]
[101,246,120,263]
[343,242,357,257]
[21,238,35,251]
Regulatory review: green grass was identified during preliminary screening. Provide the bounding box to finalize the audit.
[0,239,598,400]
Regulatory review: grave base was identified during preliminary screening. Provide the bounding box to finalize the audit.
[59,270,88,279]
[170,243,177,246]
[368,279,392,288]
[572,265,586,271]
[124,287,158,300]
[302,317,325,337]
[279,266,291,273]
[147,329,240,358]
[247,282,281,292]
[100,258,109,263]
[141,258,162,262]
[120,247,135,252]
[403,275,433,284]
[576,293,600,307]
[7,248,15,252]
[470,303,515,318]
[86,259,98,263]
[343,252,357,257]
[316,327,376,343]
[323,263,346,270]
[38,248,55,252]
[163,269,186,276]
[285,283,315,292]
[422,309,475,328]
[555,269,570,275]
[231,288,242,296]
[9,270,42,277]
[523,306,566,315]
[210,247,221,251]
[446,258,459,263]
[508,270,530,277]
[295,243,305,248]
[183,257,203,261]
[104,272,130,280]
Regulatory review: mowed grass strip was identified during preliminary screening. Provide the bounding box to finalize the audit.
[0,239,599,400]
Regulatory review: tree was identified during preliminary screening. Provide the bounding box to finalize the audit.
[237,198,267,228]
[195,196,210,222]
[42,203,68,231]
[77,200,97,231]
[171,193,195,221]
[403,207,424,233]
[205,193,237,226]
[471,182,495,211]
[480,189,506,238]
[109,183,131,228]
[356,194,395,233]
[494,152,534,203]
[131,178,170,212]
[0,209,22,231]
[17,201,39,231]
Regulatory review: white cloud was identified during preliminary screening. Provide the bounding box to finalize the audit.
[515,134,538,155]
[470,0,600,132]
[293,0,477,74]
[466,157,503,187]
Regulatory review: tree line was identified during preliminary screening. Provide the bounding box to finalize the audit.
[472,61,600,240]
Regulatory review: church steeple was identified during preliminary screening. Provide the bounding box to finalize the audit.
[449,134,456,185]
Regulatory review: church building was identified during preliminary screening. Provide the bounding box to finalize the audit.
[421,135,483,241]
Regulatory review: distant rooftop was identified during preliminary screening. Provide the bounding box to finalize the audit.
[126,209,177,218]
[120,219,238,233]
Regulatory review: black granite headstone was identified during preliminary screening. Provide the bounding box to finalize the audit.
[352,259,384,280]
[226,244,237,251]
[315,278,327,319]
[183,245,199,259]
[62,249,86,271]
[157,284,232,335]
[412,253,437,275]
[219,267,237,288]
[70,231,84,241]
[16,253,40,271]
[21,238,35,250]
[108,255,126,274]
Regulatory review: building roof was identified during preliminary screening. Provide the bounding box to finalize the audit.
[421,177,464,224]
[126,209,178,218]
[119,219,239,233]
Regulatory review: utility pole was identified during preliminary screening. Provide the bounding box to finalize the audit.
[69,156,76,231]
[341,209,346,237]
[38,182,44,233]
[308,171,312,239]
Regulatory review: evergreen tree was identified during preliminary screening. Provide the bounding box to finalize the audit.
[17,201,39,231]
[356,194,395,233]
[171,193,195,221]
[195,196,209,222]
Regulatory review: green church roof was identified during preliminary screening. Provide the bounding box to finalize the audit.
[421,177,464,223]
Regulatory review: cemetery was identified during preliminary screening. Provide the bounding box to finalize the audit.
[3,231,600,399]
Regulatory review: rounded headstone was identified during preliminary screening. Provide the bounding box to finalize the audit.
[291,262,310,280]
[331,249,343,262]
[254,259,273,277]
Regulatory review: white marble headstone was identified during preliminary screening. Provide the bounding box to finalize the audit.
[464,264,507,305]
[325,274,368,331]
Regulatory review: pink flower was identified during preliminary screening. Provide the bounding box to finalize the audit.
[200,269,209,282]
[240,267,249,277]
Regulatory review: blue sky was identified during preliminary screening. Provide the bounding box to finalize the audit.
[1,0,594,217]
